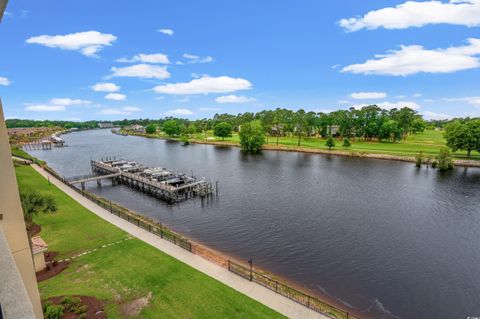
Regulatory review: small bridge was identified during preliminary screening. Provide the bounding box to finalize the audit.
[66,172,121,190]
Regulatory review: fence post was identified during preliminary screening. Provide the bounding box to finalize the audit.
[110,200,112,213]
[137,219,140,227]
[148,224,151,233]
[174,236,176,245]
[227,260,230,271]
[160,223,163,238]
[307,295,310,308]
[248,258,253,282]
[275,281,278,293]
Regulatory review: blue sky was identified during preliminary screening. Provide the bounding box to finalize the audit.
[1,0,480,121]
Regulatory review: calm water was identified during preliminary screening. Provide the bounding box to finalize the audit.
[29,129,480,319]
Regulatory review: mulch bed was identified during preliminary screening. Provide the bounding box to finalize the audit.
[45,295,106,319]
[27,223,41,237]
[36,251,69,282]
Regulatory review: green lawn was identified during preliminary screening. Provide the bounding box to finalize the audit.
[15,165,284,319]
[143,129,479,160]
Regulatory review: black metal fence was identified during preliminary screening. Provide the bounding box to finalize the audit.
[43,164,360,319]
[227,261,360,319]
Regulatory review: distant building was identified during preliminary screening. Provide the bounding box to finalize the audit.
[131,124,145,133]
[327,125,339,136]
[98,122,114,129]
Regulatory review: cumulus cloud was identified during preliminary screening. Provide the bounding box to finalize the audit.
[25,104,65,112]
[117,53,170,64]
[339,0,480,32]
[105,93,126,101]
[98,106,141,115]
[91,82,120,92]
[0,76,11,86]
[26,31,116,57]
[158,29,174,36]
[182,53,214,64]
[422,111,454,120]
[215,95,256,103]
[350,92,387,99]
[164,108,195,116]
[352,101,420,110]
[199,107,221,111]
[442,96,480,105]
[25,98,91,112]
[50,98,91,105]
[109,64,170,79]
[342,38,480,76]
[153,76,252,95]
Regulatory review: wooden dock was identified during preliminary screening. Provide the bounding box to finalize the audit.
[66,158,217,203]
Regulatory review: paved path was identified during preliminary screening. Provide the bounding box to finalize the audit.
[32,164,329,319]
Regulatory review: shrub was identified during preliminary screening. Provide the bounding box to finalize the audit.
[45,304,64,319]
[342,137,351,148]
[74,304,88,315]
[325,136,336,150]
[42,301,53,313]
[145,124,156,134]
[437,148,454,171]
[415,152,423,168]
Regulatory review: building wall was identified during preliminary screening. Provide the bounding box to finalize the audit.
[33,252,46,272]
[0,99,43,318]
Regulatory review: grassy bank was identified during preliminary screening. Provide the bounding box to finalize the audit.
[126,129,480,162]
[15,165,284,319]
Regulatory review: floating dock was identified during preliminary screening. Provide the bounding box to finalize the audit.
[66,157,217,203]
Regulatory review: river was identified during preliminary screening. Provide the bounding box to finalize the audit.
[28,129,480,319]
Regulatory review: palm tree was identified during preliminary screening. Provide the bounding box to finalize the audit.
[20,190,57,228]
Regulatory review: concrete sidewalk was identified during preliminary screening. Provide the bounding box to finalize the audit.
[31,164,329,319]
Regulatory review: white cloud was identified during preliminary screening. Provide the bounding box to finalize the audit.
[342,38,480,76]
[442,96,480,105]
[117,53,170,64]
[25,104,65,112]
[98,106,141,115]
[109,64,170,79]
[422,111,454,120]
[412,93,423,98]
[105,93,126,101]
[199,107,221,111]
[91,82,120,92]
[215,95,256,103]
[0,76,11,86]
[50,98,91,105]
[350,92,387,99]
[153,76,252,95]
[337,100,350,105]
[352,101,420,110]
[26,31,116,57]
[182,53,214,64]
[158,29,174,36]
[378,101,420,110]
[340,0,480,32]
[164,108,195,116]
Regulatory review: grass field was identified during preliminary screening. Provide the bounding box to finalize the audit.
[138,129,480,160]
[15,165,284,319]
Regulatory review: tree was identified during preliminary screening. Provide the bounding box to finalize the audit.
[437,148,454,171]
[342,137,351,148]
[294,109,306,146]
[162,120,181,136]
[379,120,402,142]
[445,120,480,157]
[213,122,233,140]
[20,190,57,227]
[145,124,156,134]
[326,136,336,150]
[239,120,265,153]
